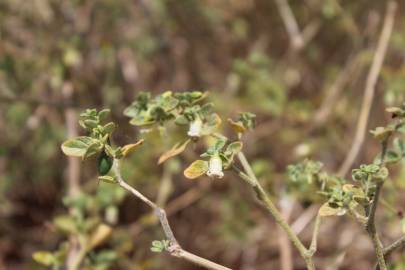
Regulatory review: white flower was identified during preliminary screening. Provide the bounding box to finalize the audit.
[207,155,224,178]
[187,118,203,137]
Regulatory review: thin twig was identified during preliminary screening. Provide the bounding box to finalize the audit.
[338,1,397,177]
[383,235,405,257]
[113,160,231,270]
[375,235,405,270]
[291,205,319,235]
[366,138,391,270]
[311,54,362,129]
[274,0,304,51]
[308,214,321,256]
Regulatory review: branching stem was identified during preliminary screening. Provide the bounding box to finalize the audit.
[236,152,317,270]
[113,160,231,270]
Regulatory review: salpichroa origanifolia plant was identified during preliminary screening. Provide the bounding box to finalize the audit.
[39,91,405,270]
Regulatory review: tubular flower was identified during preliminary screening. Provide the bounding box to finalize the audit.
[207,155,224,178]
[187,117,203,137]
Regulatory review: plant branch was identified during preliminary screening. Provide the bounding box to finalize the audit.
[338,0,397,177]
[308,214,321,256]
[235,152,315,270]
[365,137,391,270]
[383,235,405,257]
[375,235,405,270]
[113,160,231,270]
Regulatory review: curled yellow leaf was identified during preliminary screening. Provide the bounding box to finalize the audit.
[158,139,190,164]
[318,203,346,217]
[227,118,246,134]
[122,139,144,157]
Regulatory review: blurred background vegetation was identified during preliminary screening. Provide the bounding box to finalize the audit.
[1,0,405,269]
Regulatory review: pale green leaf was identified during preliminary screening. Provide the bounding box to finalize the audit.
[32,251,54,266]
[184,160,208,179]
[61,136,98,158]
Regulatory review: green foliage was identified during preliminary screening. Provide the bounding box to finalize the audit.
[1,0,404,267]
[150,240,170,253]
[230,51,287,116]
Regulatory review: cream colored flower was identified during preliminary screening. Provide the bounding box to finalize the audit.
[207,155,224,178]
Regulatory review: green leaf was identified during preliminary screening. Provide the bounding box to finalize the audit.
[175,115,189,125]
[385,151,400,164]
[151,246,163,253]
[213,138,227,152]
[84,119,98,128]
[83,141,104,159]
[161,95,179,112]
[394,138,405,153]
[150,240,166,253]
[375,167,389,181]
[222,141,243,168]
[98,109,111,121]
[342,184,364,197]
[200,103,214,116]
[184,160,208,179]
[61,136,98,158]
[158,139,190,164]
[129,114,155,126]
[225,141,243,156]
[53,215,77,233]
[102,122,116,134]
[33,251,54,266]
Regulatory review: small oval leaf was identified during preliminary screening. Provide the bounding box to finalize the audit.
[61,136,98,158]
[32,251,54,266]
[184,160,208,179]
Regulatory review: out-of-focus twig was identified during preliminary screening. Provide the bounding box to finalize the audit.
[62,81,83,270]
[275,0,304,51]
[291,205,319,235]
[338,1,396,177]
[311,54,363,129]
[374,235,405,270]
[278,196,294,270]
